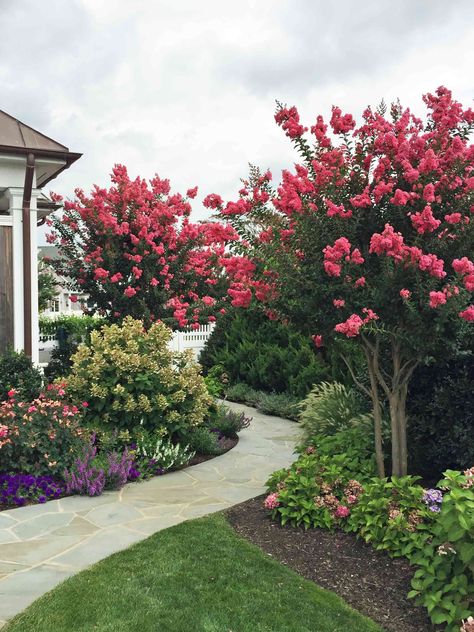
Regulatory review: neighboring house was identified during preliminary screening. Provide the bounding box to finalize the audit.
[38,245,89,317]
[0,110,80,361]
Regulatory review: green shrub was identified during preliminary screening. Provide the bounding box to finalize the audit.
[256,391,300,421]
[409,468,474,630]
[225,383,263,406]
[66,317,212,436]
[42,316,105,383]
[181,426,222,455]
[304,427,377,480]
[346,476,437,560]
[200,307,330,397]
[208,405,252,438]
[298,382,372,442]
[407,352,474,478]
[265,426,376,529]
[0,350,42,402]
[0,385,86,476]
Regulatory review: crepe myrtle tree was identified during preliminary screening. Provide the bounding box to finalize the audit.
[213,87,474,477]
[47,165,239,330]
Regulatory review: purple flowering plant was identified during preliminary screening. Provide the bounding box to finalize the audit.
[0,473,65,508]
[422,488,443,512]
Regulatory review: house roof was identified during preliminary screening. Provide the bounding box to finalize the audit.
[0,110,81,187]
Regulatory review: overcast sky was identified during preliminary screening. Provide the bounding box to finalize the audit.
[2,0,474,236]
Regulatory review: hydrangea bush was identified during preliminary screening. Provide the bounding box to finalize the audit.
[264,459,474,630]
[409,468,474,630]
[65,317,212,435]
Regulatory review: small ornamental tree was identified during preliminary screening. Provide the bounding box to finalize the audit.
[48,165,238,329]
[215,87,474,477]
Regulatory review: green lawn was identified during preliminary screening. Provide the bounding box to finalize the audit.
[5,514,382,632]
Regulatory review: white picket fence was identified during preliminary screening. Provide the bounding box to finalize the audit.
[38,323,215,365]
[168,323,215,360]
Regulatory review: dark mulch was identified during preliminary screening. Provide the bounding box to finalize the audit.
[227,495,439,632]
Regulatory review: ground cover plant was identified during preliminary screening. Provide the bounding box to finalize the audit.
[216,86,474,479]
[3,514,381,632]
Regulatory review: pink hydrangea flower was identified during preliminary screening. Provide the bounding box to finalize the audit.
[334,505,350,518]
[264,492,280,510]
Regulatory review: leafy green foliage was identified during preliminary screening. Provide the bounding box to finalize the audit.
[66,317,212,436]
[265,427,376,529]
[225,382,264,407]
[0,386,87,477]
[346,476,436,560]
[409,469,474,630]
[201,307,330,397]
[256,391,300,420]
[41,316,105,383]
[0,350,42,402]
[298,381,373,441]
[207,404,251,438]
[180,426,222,455]
[38,259,57,312]
[408,349,474,478]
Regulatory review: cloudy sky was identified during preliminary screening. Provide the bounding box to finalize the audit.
[2,0,474,235]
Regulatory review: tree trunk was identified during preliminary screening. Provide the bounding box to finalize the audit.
[365,353,386,478]
[389,393,403,477]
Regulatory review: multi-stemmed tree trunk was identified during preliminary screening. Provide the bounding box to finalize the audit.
[344,334,419,477]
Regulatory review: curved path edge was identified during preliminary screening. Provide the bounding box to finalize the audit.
[0,402,300,626]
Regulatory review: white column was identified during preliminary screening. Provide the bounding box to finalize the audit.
[4,187,40,363]
[30,190,40,364]
[5,187,24,353]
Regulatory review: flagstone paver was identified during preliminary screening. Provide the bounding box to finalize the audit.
[0,402,300,626]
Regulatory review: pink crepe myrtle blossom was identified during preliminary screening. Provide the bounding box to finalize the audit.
[312,334,324,348]
[460,305,474,321]
[214,87,474,479]
[429,291,447,308]
[123,286,137,298]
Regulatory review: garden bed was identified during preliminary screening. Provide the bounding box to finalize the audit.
[227,495,440,632]
[0,436,238,512]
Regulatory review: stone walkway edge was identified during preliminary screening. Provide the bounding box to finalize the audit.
[0,402,300,626]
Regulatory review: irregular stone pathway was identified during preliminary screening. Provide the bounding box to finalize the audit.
[0,403,300,626]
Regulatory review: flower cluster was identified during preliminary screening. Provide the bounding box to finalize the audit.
[264,492,280,509]
[0,385,86,477]
[422,488,443,512]
[0,474,65,508]
[49,165,240,329]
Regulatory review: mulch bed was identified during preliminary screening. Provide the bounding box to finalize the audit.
[227,496,440,632]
